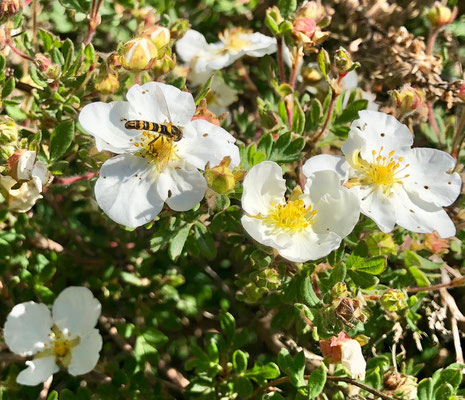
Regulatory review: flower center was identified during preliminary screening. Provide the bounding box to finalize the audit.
[133,131,180,172]
[347,147,410,196]
[219,29,251,53]
[264,200,317,233]
[35,324,80,368]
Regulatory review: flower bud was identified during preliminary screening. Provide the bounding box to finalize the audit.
[205,157,237,194]
[424,231,449,254]
[151,52,175,77]
[331,282,347,299]
[334,47,353,75]
[320,332,366,380]
[143,25,171,50]
[94,71,120,95]
[426,3,456,28]
[0,116,18,145]
[0,0,22,19]
[34,54,61,81]
[293,17,316,42]
[265,6,284,35]
[170,18,190,40]
[120,36,158,72]
[384,370,418,400]
[297,1,326,21]
[391,85,425,114]
[301,66,322,85]
[380,289,407,312]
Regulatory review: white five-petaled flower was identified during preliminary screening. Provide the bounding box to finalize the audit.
[303,110,462,238]
[241,161,360,263]
[79,82,240,228]
[176,29,276,80]
[3,287,102,386]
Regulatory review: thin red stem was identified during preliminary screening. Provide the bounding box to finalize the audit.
[55,172,99,185]
[427,100,442,144]
[6,40,34,62]
[451,106,465,159]
[426,28,439,56]
[289,52,302,90]
[314,94,336,143]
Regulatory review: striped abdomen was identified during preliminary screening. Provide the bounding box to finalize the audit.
[125,120,183,141]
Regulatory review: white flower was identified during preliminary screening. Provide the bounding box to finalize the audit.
[205,75,238,116]
[79,82,240,228]
[3,287,102,386]
[176,29,276,77]
[341,71,379,111]
[0,150,53,212]
[340,339,366,380]
[241,161,360,262]
[303,110,462,238]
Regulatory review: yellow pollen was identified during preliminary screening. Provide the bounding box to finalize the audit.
[133,130,179,172]
[219,29,252,52]
[35,325,80,368]
[54,340,71,358]
[263,199,316,233]
[347,147,410,196]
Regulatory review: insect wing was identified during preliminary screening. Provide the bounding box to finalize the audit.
[154,85,173,124]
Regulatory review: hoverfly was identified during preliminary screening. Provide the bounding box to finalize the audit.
[124,86,183,170]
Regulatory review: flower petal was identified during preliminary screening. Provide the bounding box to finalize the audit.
[392,188,456,238]
[343,111,413,160]
[16,357,59,386]
[175,30,211,64]
[157,166,207,211]
[79,101,139,153]
[241,215,292,250]
[357,186,396,233]
[53,287,101,337]
[241,161,286,216]
[277,231,342,263]
[306,171,360,238]
[302,154,348,181]
[126,82,195,127]
[341,340,366,380]
[241,33,277,57]
[177,120,240,170]
[4,302,52,356]
[68,329,103,376]
[403,147,462,207]
[94,154,164,228]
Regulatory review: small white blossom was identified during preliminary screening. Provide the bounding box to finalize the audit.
[0,150,53,212]
[341,71,379,111]
[176,29,276,78]
[241,161,359,262]
[79,82,240,228]
[205,75,238,116]
[303,110,462,238]
[3,287,102,386]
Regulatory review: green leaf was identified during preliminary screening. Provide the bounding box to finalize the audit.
[417,378,433,400]
[50,120,75,160]
[233,376,253,397]
[330,264,346,287]
[348,270,378,289]
[30,65,49,88]
[38,29,54,51]
[317,49,330,79]
[46,391,58,400]
[141,328,168,346]
[2,77,15,98]
[220,311,236,343]
[257,133,273,157]
[307,365,326,399]
[301,274,320,306]
[244,362,280,380]
[292,99,305,134]
[308,98,323,130]
[278,349,306,387]
[193,222,217,259]
[434,368,462,391]
[278,0,297,18]
[408,267,430,287]
[353,256,385,275]
[335,99,368,125]
[169,224,192,261]
[403,250,442,270]
[435,383,454,400]
[134,335,157,362]
[195,74,215,105]
[232,350,248,374]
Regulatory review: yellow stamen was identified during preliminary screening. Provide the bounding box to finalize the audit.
[263,199,317,233]
[218,28,252,52]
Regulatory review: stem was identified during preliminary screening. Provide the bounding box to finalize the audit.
[236,60,258,94]
[289,51,302,90]
[406,276,465,293]
[313,93,336,143]
[251,375,397,400]
[451,106,465,159]
[276,36,286,84]
[426,28,439,56]
[427,100,442,144]
[6,39,34,62]
[84,0,104,45]
[38,375,53,400]
[55,172,99,185]
[32,0,38,51]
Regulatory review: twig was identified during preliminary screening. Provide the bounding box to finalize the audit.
[251,375,397,400]
[236,60,258,94]
[55,172,99,185]
[99,315,134,355]
[38,375,53,400]
[6,39,34,62]
[427,101,442,145]
[289,52,302,91]
[426,28,439,56]
[276,37,286,84]
[406,276,465,293]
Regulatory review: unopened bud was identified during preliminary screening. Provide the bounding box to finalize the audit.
[380,289,406,312]
[293,17,316,41]
[34,54,61,81]
[302,66,322,85]
[0,116,18,145]
[205,157,237,194]
[0,0,22,19]
[151,52,175,77]
[120,36,158,72]
[143,25,171,50]
[95,71,120,95]
[297,1,326,21]
[426,3,456,28]
[331,282,347,299]
[265,6,284,35]
[170,19,190,40]
[391,85,424,113]
[334,47,353,74]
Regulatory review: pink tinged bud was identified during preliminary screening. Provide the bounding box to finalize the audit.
[293,17,316,38]
[391,85,425,113]
[120,37,158,72]
[426,4,457,28]
[0,0,22,18]
[144,25,171,49]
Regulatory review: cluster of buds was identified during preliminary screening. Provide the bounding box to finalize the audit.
[0,116,18,160]
[0,150,53,212]
[380,289,407,313]
[94,53,120,95]
[0,0,24,20]
[205,156,243,195]
[426,2,457,29]
[391,85,425,115]
[320,332,366,380]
